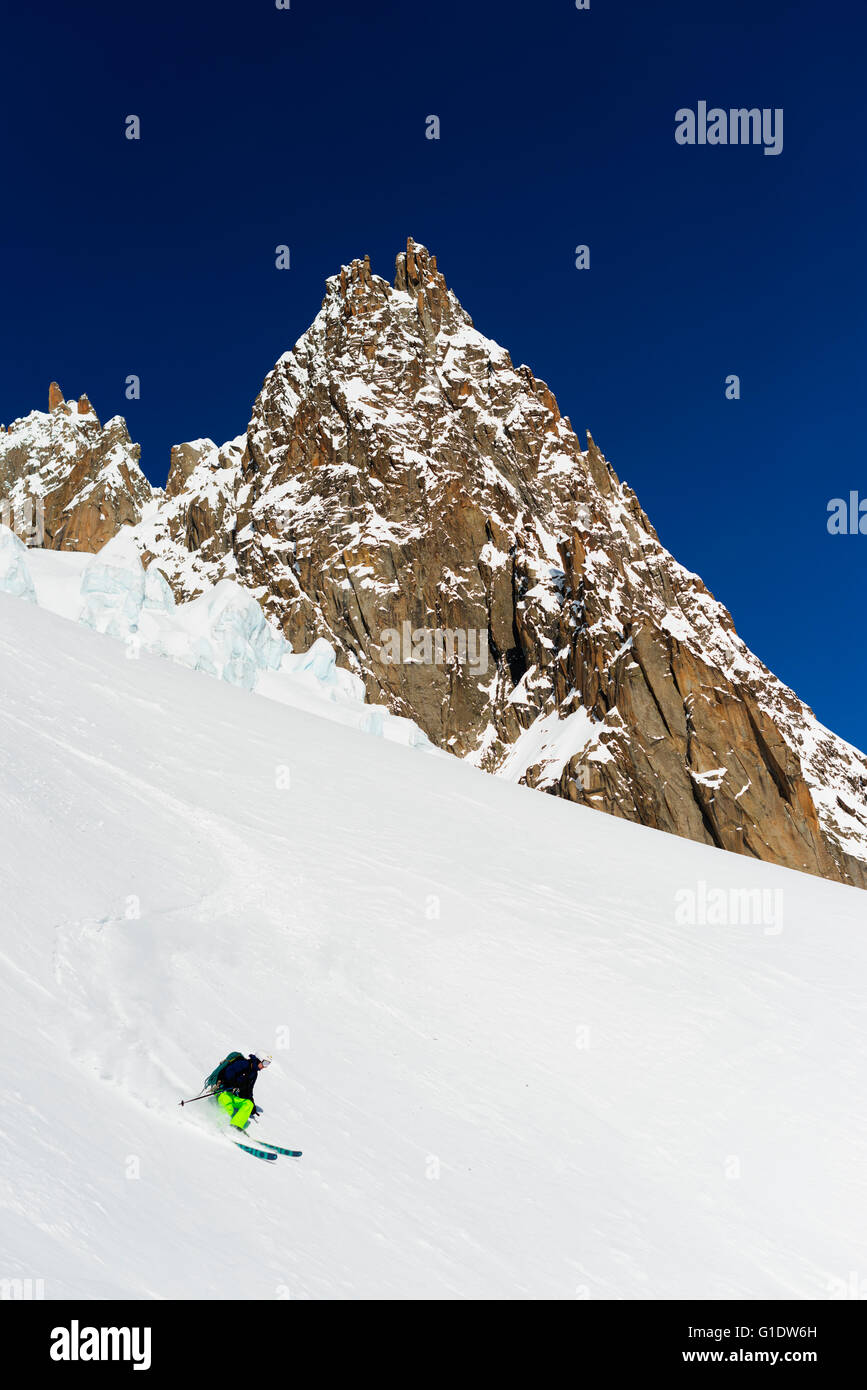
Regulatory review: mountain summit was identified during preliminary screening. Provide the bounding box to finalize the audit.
[0,383,151,551]
[4,239,867,886]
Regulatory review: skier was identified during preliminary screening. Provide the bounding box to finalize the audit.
[210,1052,272,1131]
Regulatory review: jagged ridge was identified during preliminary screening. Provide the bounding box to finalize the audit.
[0,383,153,551]
[4,242,866,887]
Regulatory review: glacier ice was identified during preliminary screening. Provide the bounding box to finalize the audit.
[144,565,176,612]
[191,580,286,691]
[79,527,146,637]
[0,524,37,603]
[77,529,286,691]
[282,637,366,701]
[14,529,432,749]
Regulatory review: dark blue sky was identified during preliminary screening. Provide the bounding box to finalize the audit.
[2,0,865,748]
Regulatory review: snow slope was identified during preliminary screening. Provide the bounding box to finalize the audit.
[13,533,431,751]
[1,592,866,1300]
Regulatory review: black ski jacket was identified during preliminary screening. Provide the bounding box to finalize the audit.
[219,1055,259,1103]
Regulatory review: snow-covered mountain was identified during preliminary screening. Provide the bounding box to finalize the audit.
[2,579,866,1299]
[0,383,152,551]
[3,241,866,888]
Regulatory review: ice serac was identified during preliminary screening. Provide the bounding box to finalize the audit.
[0,384,153,551]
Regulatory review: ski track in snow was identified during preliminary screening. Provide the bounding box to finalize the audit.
[1,593,866,1299]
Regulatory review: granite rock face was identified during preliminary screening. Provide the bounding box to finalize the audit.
[134,435,245,593]
[141,240,867,887]
[4,248,866,888]
[0,384,153,552]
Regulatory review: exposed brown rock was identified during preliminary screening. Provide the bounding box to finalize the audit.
[133,436,244,593]
[0,388,153,552]
[217,240,866,889]
[5,249,867,893]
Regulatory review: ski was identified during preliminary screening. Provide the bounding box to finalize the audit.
[249,1139,302,1157]
[233,1140,277,1162]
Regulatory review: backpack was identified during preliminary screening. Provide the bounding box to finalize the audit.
[205,1051,245,1091]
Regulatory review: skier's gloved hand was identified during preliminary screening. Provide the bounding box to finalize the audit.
[252,1106,263,1117]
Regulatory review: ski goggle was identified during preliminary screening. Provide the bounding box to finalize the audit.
[259,1055,272,1067]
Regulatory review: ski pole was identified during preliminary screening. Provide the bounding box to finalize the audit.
[179,1089,219,1107]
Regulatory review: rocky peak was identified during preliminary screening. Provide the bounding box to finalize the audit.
[394,237,435,293]
[0,386,153,551]
[230,241,867,889]
[4,247,866,891]
[393,236,459,334]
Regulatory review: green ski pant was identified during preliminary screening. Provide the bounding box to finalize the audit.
[216,1091,254,1129]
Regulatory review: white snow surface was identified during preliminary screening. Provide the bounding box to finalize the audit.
[1,592,866,1299]
[498,704,605,785]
